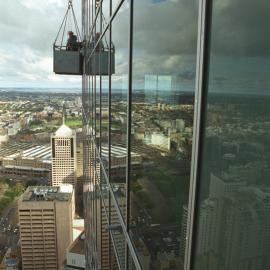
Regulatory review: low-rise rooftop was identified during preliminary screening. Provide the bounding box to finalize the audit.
[20,186,73,202]
[6,145,51,163]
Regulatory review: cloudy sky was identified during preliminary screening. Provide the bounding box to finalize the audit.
[0,0,81,88]
[0,0,269,93]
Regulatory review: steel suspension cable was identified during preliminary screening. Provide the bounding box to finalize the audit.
[54,8,69,45]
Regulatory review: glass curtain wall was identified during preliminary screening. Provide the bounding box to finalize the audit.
[82,0,197,269]
[130,1,197,269]
[82,0,270,269]
[189,1,270,270]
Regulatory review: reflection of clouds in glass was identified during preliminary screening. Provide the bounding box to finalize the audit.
[208,0,270,93]
[209,56,270,94]
[144,75,173,91]
[130,0,198,89]
[158,75,172,91]
[145,75,158,91]
[113,0,198,81]
[111,75,128,91]
[212,0,270,56]
[131,1,198,55]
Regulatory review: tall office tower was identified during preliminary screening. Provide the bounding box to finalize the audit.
[18,186,73,270]
[196,188,270,270]
[51,122,77,188]
[196,198,221,269]
[220,190,267,270]
[209,173,246,199]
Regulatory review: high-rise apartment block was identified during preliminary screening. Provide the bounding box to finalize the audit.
[18,186,73,270]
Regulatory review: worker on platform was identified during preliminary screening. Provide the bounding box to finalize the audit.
[93,32,104,52]
[66,31,78,51]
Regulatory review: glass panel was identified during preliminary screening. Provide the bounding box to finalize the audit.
[95,75,101,147]
[97,181,111,270]
[102,0,110,23]
[130,0,198,269]
[100,168,110,217]
[83,181,100,270]
[193,1,270,270]
[110,2,129,221]
[127,249,139,270]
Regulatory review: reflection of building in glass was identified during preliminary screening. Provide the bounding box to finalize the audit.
[144,75,177,105]
[81,0,196,269]
[101,145,142,180]
[197,186,270,270]
[209,173,246,199]
[84,183,125,270]
[46,0,270,268]
[99,184,126,269]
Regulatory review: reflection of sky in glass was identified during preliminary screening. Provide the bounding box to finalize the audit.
[158,75,172,91]
[194,1,270,270]
[145,75,158,91]
[145,75,173,91]
[209,55,270,95]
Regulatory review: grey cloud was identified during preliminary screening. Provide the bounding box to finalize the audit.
[0,0,269,87]
[178,70,196,81]
[214,76,227,82]
[0,0,81,85]
[111,0,198,79]
[112,0,198,56]
[212,0,270,56]
[0,0,80,55]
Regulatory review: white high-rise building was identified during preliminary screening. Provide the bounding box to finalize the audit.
[51,121,77,188]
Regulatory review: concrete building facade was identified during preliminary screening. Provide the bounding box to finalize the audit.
[51,124,77,188]
[18,186,73,270]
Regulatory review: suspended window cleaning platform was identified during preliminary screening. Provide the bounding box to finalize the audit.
[53,0,115,76]
[54,49,83,75]
[53,0,82,75]
[86,37,115,76]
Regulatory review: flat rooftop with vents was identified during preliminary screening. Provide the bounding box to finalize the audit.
[20,185,73,202]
